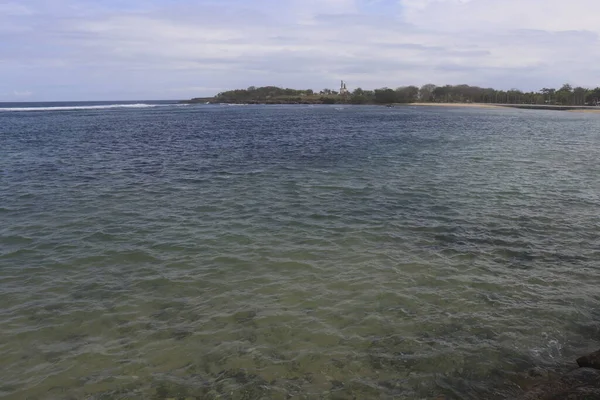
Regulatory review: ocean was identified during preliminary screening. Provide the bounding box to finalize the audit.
[1,102,600,399]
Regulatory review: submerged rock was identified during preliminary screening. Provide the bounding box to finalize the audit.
[520,368,600,400]
[527,366,550,379]
[577,349,600,370]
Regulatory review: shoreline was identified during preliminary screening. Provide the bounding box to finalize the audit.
[567,109,600,113]
[181,99,600,113]
[408,103,600,112]
[408,102,501,109]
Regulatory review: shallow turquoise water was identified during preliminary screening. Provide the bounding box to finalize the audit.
[1,103,600,399]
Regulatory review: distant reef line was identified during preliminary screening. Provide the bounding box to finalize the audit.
[182,84,600,110]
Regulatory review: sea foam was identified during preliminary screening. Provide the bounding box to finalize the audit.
[0,103,187,112]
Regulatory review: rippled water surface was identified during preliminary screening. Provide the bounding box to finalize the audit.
[1,103,600,399]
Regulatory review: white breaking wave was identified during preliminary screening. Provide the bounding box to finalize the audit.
[0,103,189,112]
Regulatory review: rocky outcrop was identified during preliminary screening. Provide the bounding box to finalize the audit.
[520,349,600,400]
[577,349,600,370]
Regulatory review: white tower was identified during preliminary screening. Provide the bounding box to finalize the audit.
[340,80,348,95]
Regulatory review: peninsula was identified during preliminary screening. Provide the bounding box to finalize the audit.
[183,83,600,110]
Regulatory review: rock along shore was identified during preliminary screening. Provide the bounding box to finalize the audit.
[519,349,600,399]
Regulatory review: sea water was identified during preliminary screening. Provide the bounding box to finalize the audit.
[1,103,600,399]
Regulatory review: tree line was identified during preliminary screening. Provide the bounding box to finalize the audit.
[201,84,600,106]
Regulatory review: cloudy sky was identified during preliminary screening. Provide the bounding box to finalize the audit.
[1,0,599,101]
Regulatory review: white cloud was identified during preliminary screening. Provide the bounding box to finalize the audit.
[13,90,32,97]
[399,0,600,33]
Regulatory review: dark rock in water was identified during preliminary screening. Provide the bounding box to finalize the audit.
[527,366,550,379]
[520,368,600,400]
[232,310,257,324]
[577,349,600,370]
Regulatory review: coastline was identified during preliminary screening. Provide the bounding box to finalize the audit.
[408,103,600,112]
[408,102,502,109]
[567,109,600,113]
[181,98,600,113]
[185,84,600,110]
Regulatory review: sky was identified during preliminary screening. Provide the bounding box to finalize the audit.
[0,0,599,101]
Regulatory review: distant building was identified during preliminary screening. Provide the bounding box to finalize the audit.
[340,80,349,95]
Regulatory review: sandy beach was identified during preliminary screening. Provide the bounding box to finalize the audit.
[409,103,600,113]
[408,102,501,109]
[567,109,600,113]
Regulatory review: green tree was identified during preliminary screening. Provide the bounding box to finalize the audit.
[555,83,573,105]
[540,88,556,104]
[374,88,397,104]
[350,88,368,104]
[573,87,587,106]
[321,97,336,104]
[394,86,419,103]
[201,83,600,107]
[419,84,437,102]
[586,88,600,105]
